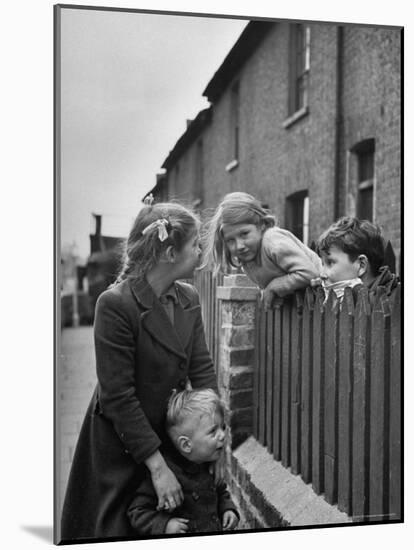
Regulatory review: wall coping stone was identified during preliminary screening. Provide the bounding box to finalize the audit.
[233,436,352,527]
[223,274,258,287]
[217,286,260,301]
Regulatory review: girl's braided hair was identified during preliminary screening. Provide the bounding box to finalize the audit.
[112,196,200,285]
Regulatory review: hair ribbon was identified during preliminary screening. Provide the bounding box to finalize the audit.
[142,218,169,241]
[143,193,154,206]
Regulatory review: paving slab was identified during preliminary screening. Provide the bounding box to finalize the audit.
[56,326,96,517]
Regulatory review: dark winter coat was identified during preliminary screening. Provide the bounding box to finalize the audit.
[60,276,217,543]
[367,265,400,297]
[128,447,239,535]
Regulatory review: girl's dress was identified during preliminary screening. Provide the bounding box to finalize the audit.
[242,227,322,295]
[60,276,217,542]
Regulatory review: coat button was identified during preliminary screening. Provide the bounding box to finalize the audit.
[192,492,199,501]
[179,379,186,389]
[179,362,186,370]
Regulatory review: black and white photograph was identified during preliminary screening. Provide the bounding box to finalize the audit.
[4,1,410,549]
[54,2,404,546]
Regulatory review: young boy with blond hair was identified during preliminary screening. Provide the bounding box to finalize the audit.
[127,389,239,535]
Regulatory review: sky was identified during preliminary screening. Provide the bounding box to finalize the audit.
[60,7,247,261]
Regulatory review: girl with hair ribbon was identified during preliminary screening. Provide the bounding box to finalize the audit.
[61,196,217,541]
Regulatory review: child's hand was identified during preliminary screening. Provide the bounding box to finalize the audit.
[261,287,275,310]
[165,517,189,534]
[310,277,322,288]
[222,510,239,531]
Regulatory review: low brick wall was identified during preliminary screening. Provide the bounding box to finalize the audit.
[229,436,351,529]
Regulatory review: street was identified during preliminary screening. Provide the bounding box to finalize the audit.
[57,326,96,516]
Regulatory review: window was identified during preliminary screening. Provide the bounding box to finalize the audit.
[166,164,179,199]
[351,139,375,221]
[288,24,311,117]
[193,140,204,209]
[155,173,168,202]
[231,82,240,160]
[285,190,309,245]
[226,81,240,171]
[357,150,374,221]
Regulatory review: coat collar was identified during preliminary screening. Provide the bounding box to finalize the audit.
[129,276,198,360]
[129,276,192,310]
[165,443,212,476]
[367,265,399,293]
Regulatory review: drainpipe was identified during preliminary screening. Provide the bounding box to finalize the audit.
[333,25,344,220]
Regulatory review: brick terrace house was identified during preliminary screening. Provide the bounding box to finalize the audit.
[147,19,401,266]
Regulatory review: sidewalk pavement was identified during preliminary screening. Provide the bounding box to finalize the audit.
[57,326,96,516]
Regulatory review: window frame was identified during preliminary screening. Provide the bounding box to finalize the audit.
[193,139,204,209]
[285,23,311,125]
[350,138,376,221]
[226,80,240,172]
[285,189,310,245]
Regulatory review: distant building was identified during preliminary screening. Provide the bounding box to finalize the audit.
[60,216,125,327]
[87,214,124,314]
[60,244,91,327]
[61,243,80,294]
[146,20,401,268]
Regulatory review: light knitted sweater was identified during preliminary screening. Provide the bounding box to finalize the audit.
[242,227,322,297]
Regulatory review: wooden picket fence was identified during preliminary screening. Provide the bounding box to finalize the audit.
[253,285,401,522]
[193,268,401,522]
[193,270,223,372]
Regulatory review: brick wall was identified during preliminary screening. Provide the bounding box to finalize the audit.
[199,22,340,243]
[160,22,401,260]
[216,274,258,450]
[340,26,401,259]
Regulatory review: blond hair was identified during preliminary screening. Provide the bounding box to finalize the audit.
[201,192,276,275]
[166,389,225,438]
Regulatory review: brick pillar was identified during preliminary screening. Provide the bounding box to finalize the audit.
[216,274,260,456]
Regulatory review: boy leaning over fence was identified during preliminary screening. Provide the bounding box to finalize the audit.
[313,216,399,303]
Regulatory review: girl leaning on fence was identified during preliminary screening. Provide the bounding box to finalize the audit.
[202,191,321,309]
[61,196,217,541]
